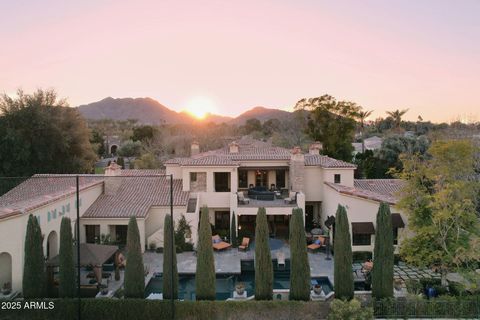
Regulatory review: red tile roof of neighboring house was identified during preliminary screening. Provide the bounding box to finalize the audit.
[325,179,404,205]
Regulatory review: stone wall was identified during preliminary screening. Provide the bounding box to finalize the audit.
[190,172,207,192]
[289,147,305,192]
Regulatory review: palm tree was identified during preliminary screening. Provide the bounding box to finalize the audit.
[357,110,373,153]
[386,109,409,132]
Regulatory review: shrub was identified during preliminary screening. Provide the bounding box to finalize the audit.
[333,205,354,300]
[124,217,145,298]
[175,214,193,252]
[372,202,394,299]
[23,215,46,298]
[59,217,75,297]
[254,207,273,300]
[328,299,374,320]
[289,208,311,301]
[163,214,178,299]
[195,206,216,300]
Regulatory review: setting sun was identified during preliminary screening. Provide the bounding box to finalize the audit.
[183,96,217,119]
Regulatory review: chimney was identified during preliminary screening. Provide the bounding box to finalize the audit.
[309,141,323,155]
[289,146,305,192]
[229,141,239,153]
[104,161,122,195]
[191,141,200,156]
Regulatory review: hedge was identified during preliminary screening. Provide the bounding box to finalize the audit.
[1,299,330,320]
[373,296,480,318]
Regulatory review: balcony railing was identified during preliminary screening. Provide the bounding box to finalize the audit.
[237,190,297,207]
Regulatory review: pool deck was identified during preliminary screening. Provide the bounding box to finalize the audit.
[143,244,334,285]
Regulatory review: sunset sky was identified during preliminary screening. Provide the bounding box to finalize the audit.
[1,0,479,122]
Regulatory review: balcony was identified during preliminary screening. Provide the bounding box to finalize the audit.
[237,189,297,207]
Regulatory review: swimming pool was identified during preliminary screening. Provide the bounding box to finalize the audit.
[145,259,333,300]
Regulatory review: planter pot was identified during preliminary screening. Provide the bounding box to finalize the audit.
[2,289,11,295]
[235,285,245,295]
[313,285,322,295]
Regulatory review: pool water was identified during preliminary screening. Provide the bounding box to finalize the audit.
[145,259,333,300]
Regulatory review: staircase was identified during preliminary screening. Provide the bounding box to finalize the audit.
[147,226,164,248]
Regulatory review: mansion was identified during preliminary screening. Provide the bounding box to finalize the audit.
[0,138,406,292]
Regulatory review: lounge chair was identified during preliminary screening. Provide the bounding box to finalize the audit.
[237,192,250,205]
[284,191,297,204]
[307,237,324,252]
[212,235,232,251]
[238,237,250,251]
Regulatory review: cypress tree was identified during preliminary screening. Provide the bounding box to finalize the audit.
[23,215,46,298]
[372,202,394,299]
[124,216,145,298]
[195,206,216,300]
[163,214,178,299]
[59,217,76,297]
[254,207,273,300]
[289,208,311,300]
[333,205,354,300]
[230,212,237,247]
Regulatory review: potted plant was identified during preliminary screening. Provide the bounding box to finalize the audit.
[313,284,323,295]
[2,282,12,295]
[235,283,245,295]
[394,279,403,291]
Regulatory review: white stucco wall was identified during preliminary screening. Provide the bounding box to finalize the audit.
[322,184,407,254]
[0,183,103,292]
[322,168,355,187]
[303,167,324,201]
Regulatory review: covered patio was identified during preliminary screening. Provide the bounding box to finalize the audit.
[47,243,122,298]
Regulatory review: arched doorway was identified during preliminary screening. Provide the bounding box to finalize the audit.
[0,252,12,288]
[46,231,58,259]
[110,144,118,155]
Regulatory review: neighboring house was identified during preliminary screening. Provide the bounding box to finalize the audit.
[352,136,383,154]
[0,137,407,292]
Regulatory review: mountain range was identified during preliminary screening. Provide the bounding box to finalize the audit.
[77,97,293,125]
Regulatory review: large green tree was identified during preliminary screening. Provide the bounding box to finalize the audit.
[23,215,46,298]
[0,89,96,176]
[289,208,311,301]
[371,203,394,299]
[254,207,273,300]
[333,205,354,300]
[124,217,145,298]
[195,206,216,300]
[163,214,178,299]
[295,95,360,161]
[59,217,76,297]
[397,140,480,285]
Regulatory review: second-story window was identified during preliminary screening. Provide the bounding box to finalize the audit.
[334,174,341,184]
[190,172,197,182]
[214,172,231,192]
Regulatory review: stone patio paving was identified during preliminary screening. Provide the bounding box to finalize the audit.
[143,242,334,284]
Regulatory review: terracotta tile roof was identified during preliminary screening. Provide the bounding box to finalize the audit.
[82,175,189,219]
[166,138,357,168]
[325,179,404,205]
[0,170,189,220]
[354,179,405,197]
[304,154,357,168]
[0,175,103,220]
